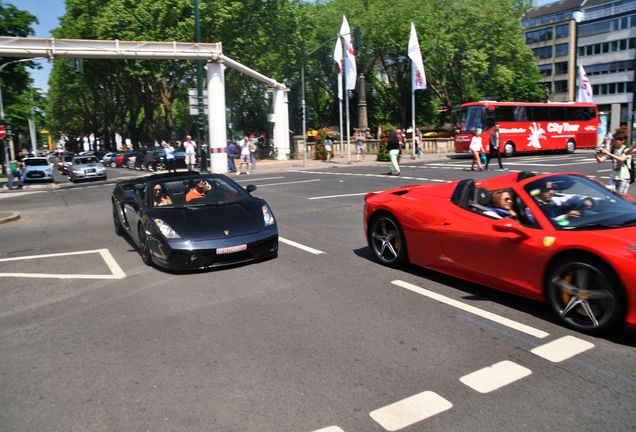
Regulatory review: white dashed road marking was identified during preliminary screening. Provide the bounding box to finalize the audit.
[369,391,453,431]
[531,335,595,363]
[257,179,321,187]
[459,360,532,394]
[311,427,345,432]
[308,192,379,200]
[279,237,325,255]
[391,280,549,339]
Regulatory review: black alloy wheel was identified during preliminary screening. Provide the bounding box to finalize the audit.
[369,214,407,268]
[546,256,624,334]
[138,225,153,266]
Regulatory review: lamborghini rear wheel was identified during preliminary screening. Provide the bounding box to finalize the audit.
[546,256,624,334]
[369,214,407,268]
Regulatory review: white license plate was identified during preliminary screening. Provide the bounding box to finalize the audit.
[216,244,247,254]
[86,169,96,174]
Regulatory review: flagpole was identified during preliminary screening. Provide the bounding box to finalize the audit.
[342,33,351,164]
[411,90,416,157]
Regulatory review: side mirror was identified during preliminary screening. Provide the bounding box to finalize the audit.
[492,218,529,239]
[245,184,257,193]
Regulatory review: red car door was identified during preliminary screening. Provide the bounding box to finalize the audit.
[436,204,548,298]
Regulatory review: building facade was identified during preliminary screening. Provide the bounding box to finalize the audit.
[523,0,636,131]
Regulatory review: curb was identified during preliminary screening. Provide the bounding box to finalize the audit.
[0,211,20,225]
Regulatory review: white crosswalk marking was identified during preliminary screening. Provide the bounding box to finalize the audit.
[531,335,595,362]
[370,391,452,431]
[459,360,532,394]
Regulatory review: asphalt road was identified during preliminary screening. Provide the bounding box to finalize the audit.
[1,151,635,432]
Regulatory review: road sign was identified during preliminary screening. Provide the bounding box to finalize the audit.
[0,124,6,139]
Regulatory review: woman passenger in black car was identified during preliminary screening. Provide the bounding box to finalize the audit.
[152,184,173,207]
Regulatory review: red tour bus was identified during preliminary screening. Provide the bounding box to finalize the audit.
[453,101,599,156]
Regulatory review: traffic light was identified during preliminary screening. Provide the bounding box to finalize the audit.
[72,58,84,74]
[353,27,361,52]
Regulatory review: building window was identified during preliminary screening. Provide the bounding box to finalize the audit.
[555,24,569,38]
[525,28,553,43]
[532,46,553,59]
[555,43,568,57]
[554,61,568,75]
[554,80,568,93]
[538,63,552,76]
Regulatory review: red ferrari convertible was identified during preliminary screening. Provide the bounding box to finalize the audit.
[364,171,636,335]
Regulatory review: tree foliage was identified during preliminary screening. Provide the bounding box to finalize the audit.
[43,0,545,147]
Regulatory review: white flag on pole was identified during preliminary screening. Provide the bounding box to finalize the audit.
[408,22,427,91]
[577,64,593,102]
[339,15,357,90]
[333,37,343,100]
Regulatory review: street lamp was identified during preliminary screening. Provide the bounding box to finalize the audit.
[0,57,46,184]
[572,10,584,102]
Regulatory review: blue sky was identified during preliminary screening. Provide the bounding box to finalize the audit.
[10,0,66,92]
[11,0,557,92]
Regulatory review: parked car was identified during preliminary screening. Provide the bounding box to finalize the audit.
[24,157,54,182]
[102,151,123,167]
[111,172,278,270]
[58,153,75,174]
[364,171,636,335]
[141,148,187,171]
[68,155,107,183]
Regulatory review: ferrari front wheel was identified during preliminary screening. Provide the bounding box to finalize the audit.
[369,214,407,268]
[546,257,624,334]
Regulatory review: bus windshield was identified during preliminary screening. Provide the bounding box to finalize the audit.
[457,106,485,133]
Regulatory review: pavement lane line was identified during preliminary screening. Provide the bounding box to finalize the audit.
[459,360,532,394]
[391,280,550,339]
[235,176,285,182]
[311,427,344,432]
[257,179,321,187]
[0,190,43,199]
[279,237,324,255]
[530,335,595,363]
[309,192,375,200]
[0,248,126,280]
[369,391,452,431]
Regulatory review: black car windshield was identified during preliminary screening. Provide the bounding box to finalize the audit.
[524,174,636,230]
[151,175,250,208]
[25,159,49,166]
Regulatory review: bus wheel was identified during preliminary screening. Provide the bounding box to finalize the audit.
[503,142,515,157]
[566,139,576,154]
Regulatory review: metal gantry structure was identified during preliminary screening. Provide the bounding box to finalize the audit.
[0,36,290,174]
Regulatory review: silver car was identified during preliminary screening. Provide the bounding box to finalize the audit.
[68,155,107,183]
[24,157,54,182]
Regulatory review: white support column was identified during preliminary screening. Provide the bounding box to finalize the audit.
[207,61,228,173]
[273,89,290,160]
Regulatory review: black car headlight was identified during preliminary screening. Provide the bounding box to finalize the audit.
[153,218,181,239]
[262,205,275,226]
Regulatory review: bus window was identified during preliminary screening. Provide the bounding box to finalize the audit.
[458,106,485,133]
[531,106,550,121]
[549,107,566,121]
[495,106,516,122]
[513,106,528,121]
[568,107,596,121]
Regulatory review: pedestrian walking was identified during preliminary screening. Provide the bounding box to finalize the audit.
[183,135,197,171]
[249,134,257,171]
[238,135,251,175]
[323,136,334,161]
[485,124,504,170]
[469,128,484,171]
[412,130,423,158]
[386,129,401,175]
[595,129,632,194]
[355,131,366,162]
[163,141,177,173]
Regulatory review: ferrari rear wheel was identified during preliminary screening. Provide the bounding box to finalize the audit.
[546,257,624,334]
[138,225,153,266]
[369,214,407,268]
